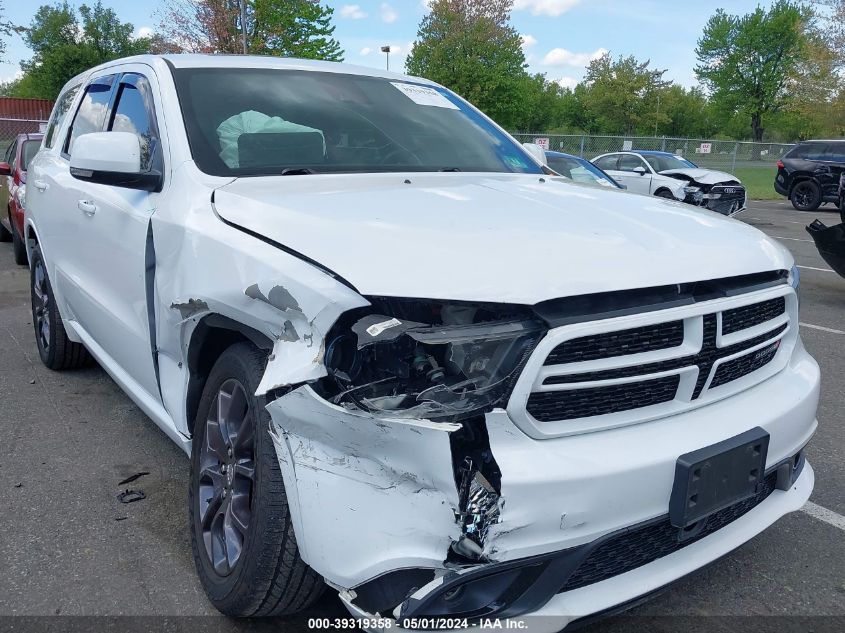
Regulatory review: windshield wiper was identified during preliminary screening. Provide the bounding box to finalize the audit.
[439,167,461,172]
[280,168,315,176]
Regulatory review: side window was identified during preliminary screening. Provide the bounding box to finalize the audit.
[44,85,81,149]
[618,154,647,172]
[792,143,825,160]
[65,75,117,156]
[594,155,618,171]
[823,144,845,163]
[108,76,159,172]
[22,140,41,171]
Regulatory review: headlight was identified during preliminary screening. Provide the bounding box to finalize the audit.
[321,298,545,420]
[683,186,701,194]
[789,264,800,307]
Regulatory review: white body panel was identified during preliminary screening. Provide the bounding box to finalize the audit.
[24,54,818,628]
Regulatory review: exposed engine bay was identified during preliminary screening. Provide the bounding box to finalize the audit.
[662,172,747,216]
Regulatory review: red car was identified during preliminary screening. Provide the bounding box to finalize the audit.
[1,133,43,265]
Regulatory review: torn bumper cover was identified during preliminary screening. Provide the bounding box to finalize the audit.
[263,335,818,624]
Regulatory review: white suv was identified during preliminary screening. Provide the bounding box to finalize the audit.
[26,55,818,627]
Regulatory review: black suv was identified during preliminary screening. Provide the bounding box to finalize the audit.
[775,139,845,211]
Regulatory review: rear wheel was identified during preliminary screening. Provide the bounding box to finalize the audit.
[189,342,323,616]
[0,217,10,242]
[790,180,822,211]
[30,246,90,370]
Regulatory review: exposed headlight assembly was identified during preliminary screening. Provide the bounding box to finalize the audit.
[321,298,545,420]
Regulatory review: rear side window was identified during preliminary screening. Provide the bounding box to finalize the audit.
[44,85,80,149]
[108,76,158,172]
[594,155,618,170]
[65,75,117,156]
[823,143,845,162]
[789,143,826,160]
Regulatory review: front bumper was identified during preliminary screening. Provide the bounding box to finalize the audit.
[266,338,818,624]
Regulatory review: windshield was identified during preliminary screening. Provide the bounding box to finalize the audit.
[546,154,618,188]
[171,68,542,177]
[642,153,697,172]
[21,140,41,171]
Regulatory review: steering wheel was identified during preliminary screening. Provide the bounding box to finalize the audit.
[380,146,423,166]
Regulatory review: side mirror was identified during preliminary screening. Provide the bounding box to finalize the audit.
[633,166,648,176]
[522,142,548,167]
[0,162,11,176]
[69,132,161,192]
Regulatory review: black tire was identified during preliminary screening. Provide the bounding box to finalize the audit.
[11,215,27,266]
[656,189,676,199]
[790,180,822,211]
[189,342,323,617]
[30,246,91,370]
[0,217,10,242]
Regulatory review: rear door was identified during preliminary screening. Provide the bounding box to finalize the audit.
[821,143,845,202]
[60,68,166,400]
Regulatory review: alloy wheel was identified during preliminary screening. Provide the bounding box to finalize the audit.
[32,259,51,353]
[198,378,256,576]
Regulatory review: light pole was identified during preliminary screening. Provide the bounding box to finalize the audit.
[381,45,391,71]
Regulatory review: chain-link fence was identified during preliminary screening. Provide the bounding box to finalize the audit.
[0,118,48,156]
[511,133,795,173]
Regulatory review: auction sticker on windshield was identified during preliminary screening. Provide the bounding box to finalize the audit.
[391,82,460,109]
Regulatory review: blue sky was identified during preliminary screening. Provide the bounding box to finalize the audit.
[1,0,776,89]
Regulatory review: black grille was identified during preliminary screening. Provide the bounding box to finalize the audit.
[527,375,679,422]
[710,342,780,389]
[544,321,684,366]
[559,471,778,592]
[722,297,785,335]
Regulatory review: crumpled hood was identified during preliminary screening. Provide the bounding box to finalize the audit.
[659,168,740,185]
[213,172,788,304]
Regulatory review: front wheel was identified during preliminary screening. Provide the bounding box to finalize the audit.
[790,180,822,211]
[189,342,323,616]
[656,190,676,200]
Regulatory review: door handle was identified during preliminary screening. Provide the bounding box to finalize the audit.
[33,179,48,192]
[77,200,97,216]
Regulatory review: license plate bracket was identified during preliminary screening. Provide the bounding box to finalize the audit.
[669,427,770,528]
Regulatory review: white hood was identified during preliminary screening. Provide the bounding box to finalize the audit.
[213,173,787,305]
[659,168,740,185]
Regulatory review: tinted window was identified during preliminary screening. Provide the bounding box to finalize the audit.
[66,76,116,155]
[593,155,618,170]
[172,68,542,176]
[5,140,16,167]
[823,143,845,162]
[547,155,617,187]
[109,77,157,171]
[790,143,826,160]
[618,154,647,172]
[44,85,80,149]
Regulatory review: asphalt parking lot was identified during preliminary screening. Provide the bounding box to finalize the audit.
[0,199,843,631]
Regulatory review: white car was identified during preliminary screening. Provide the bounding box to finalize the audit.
[26,55,817,628]
[593,150,748,215]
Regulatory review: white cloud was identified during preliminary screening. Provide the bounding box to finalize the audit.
[340,4,367,19]
[514,0,581,17]
[135,26,153,39]
[520,34,537,49]
[359,47,372,56]
[542,46,607,67]
[381,3,398,24]
[555,77,579,90]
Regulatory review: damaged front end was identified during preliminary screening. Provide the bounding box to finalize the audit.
[663,174,747,217]
[265,298,547,618]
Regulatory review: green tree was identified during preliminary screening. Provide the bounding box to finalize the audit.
[695,1,810,142]
[405,0,529,129]
[581,53,669,136]
[157,0,342,60]
[12,1,150,99]
[0,1,14,60]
